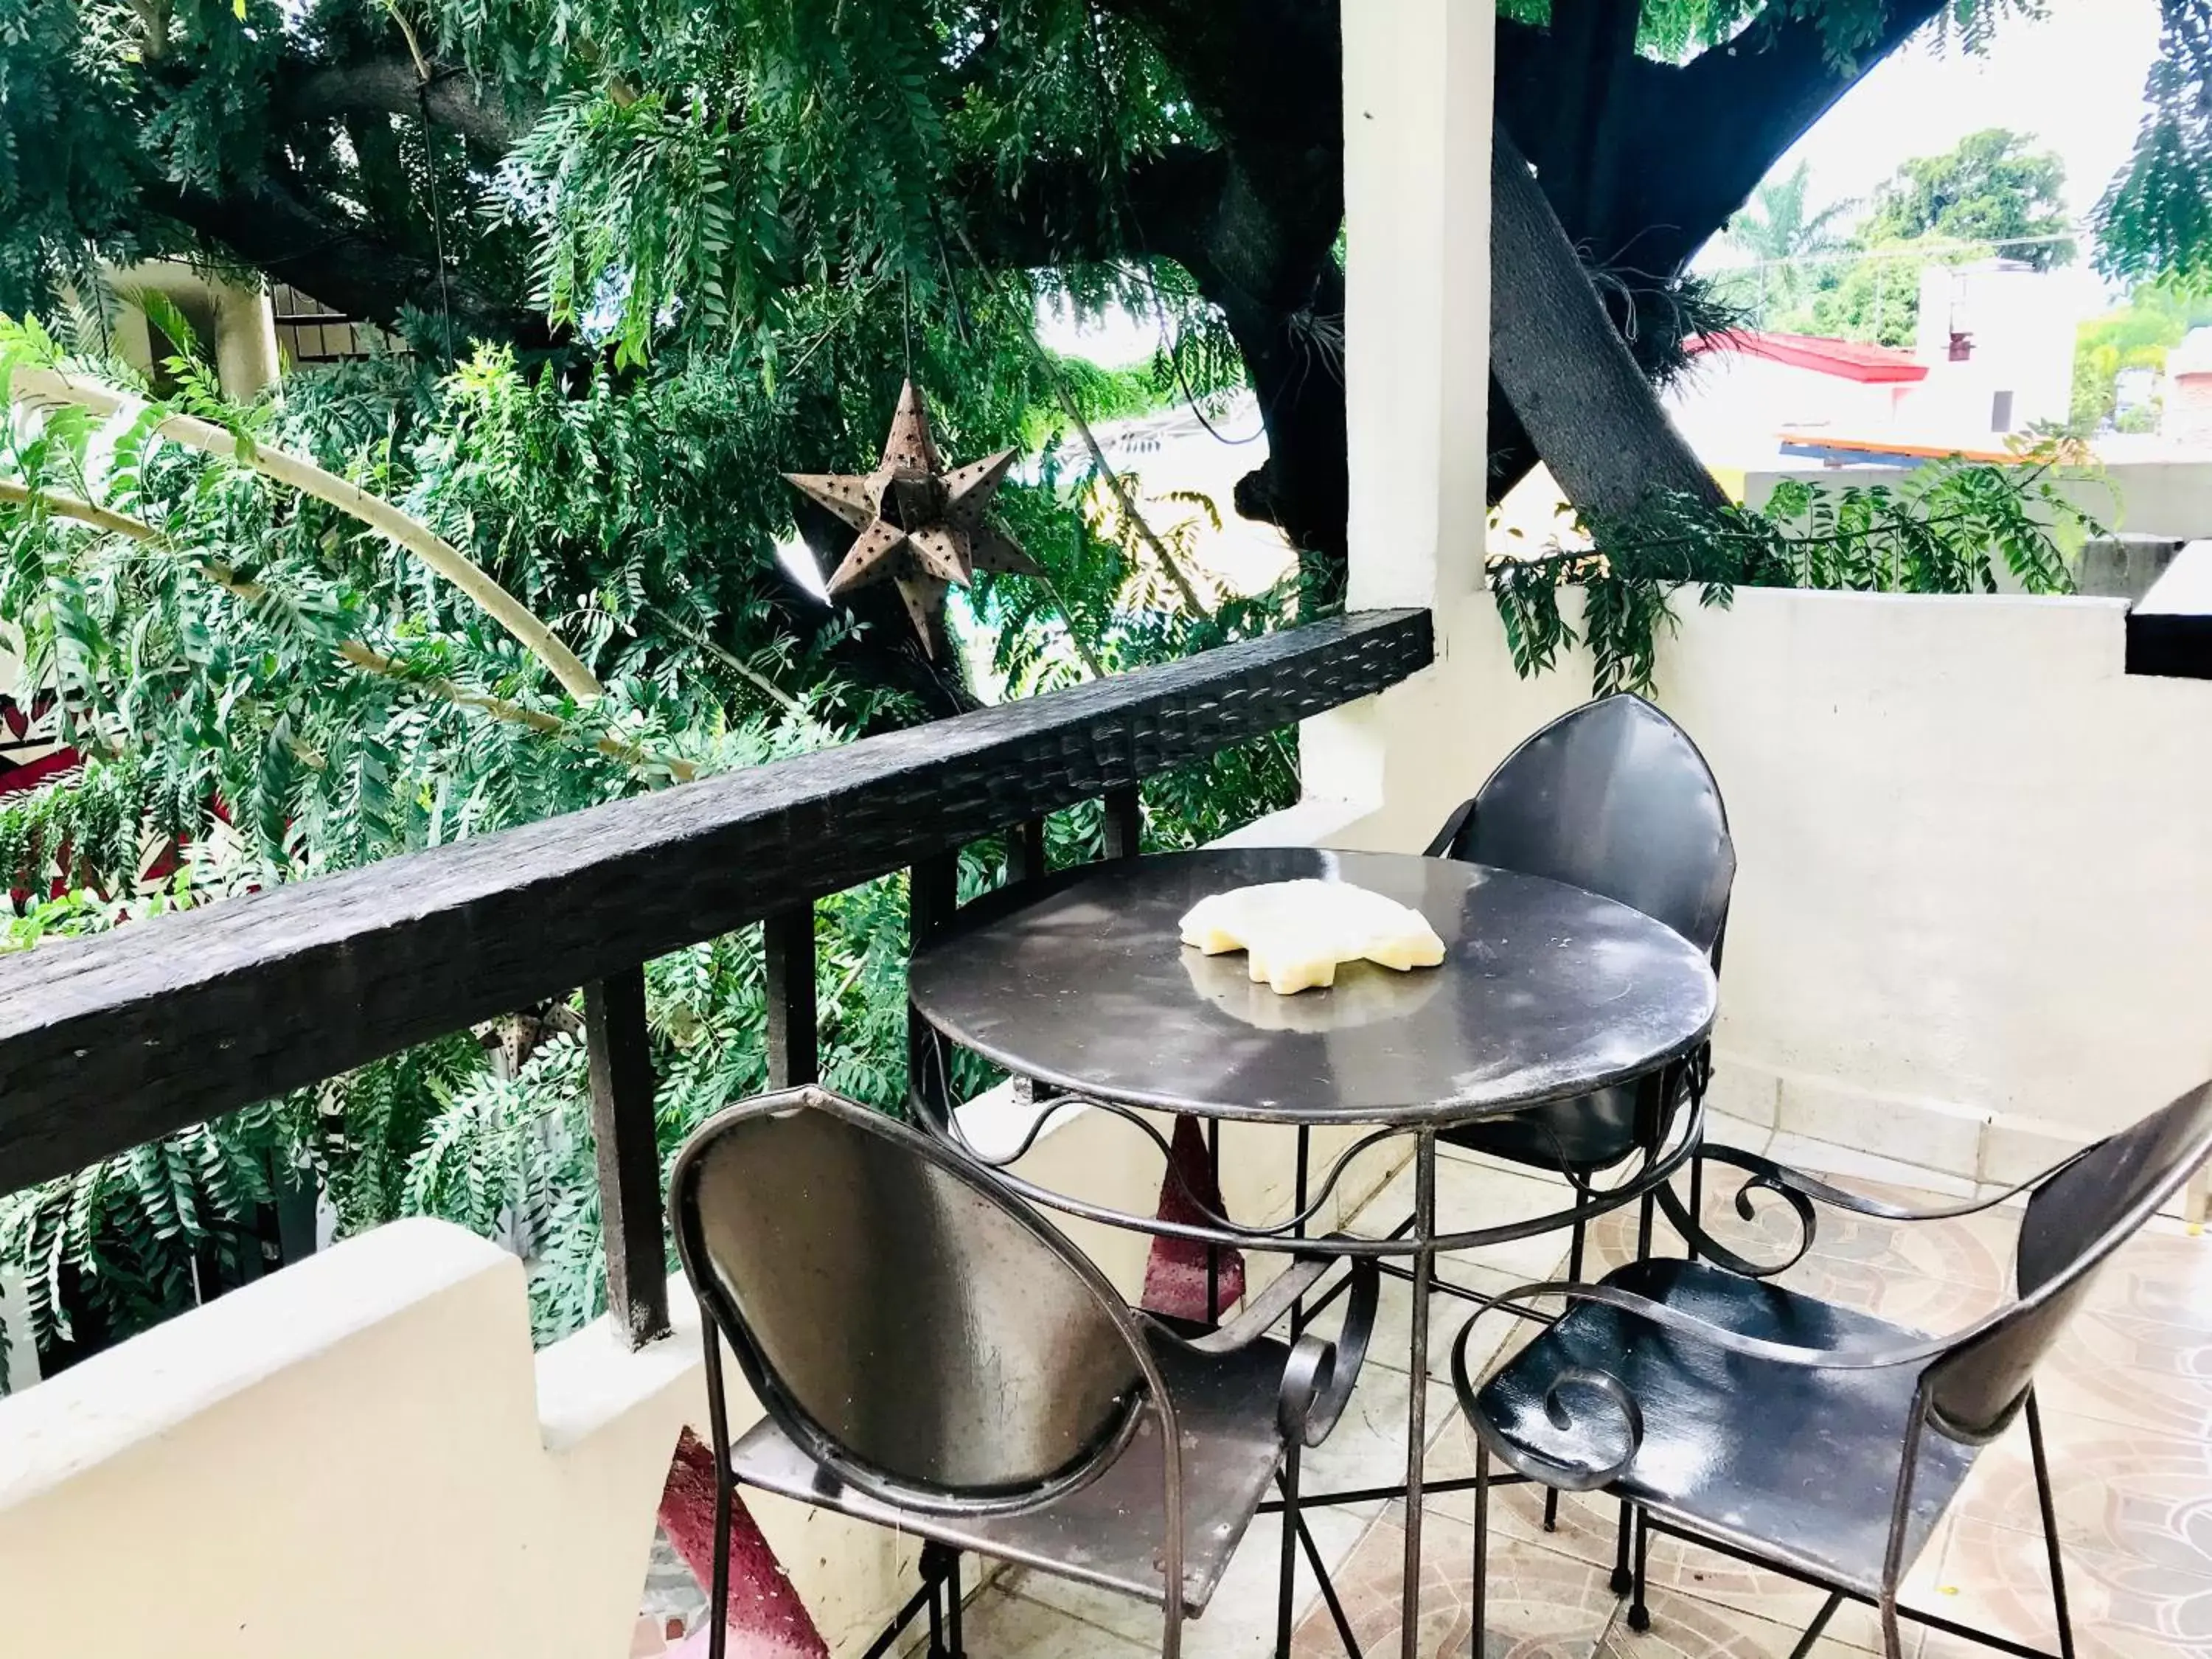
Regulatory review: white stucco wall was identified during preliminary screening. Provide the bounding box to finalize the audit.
[1294,585,2212,1180]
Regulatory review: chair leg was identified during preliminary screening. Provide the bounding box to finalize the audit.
[943,1548,966,1659]
[925,1551,946,1659]
[1291,1501,1362,1659]
[1276,1443,1302,1659]
[1785,1591,1843,1659]
[1685,1151,1705,1265]
[1877,1590,1905,1659]
[1543,1217,1587,1536]
[2027,1388,2078,1659]
[1610,1498,1633,1596]
[1471,1439,1491,1659]
[700,1312,734,1659]
[1627,1506,1652,1632]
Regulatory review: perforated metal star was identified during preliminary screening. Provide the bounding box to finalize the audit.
[784,381,1037,655]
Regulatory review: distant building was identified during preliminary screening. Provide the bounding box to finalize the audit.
[94,265,394,400]
[1667,259,2103,470]
[1667,331,1927,470]
[2162,327,2212,447]
[1908,260,2098,439]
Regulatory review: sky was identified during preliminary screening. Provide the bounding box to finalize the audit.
[1748,0,2164,243]
[1039,2,2168,364]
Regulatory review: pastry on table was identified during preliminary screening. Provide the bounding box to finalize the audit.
[1179,880,1446,994]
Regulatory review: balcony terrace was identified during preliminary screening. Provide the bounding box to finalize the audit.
[2,7,2210,1659]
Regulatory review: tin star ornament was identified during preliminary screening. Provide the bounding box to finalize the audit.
[784,381,1037,654]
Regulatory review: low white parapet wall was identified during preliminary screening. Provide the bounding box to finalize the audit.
[1295,585,2212,1185]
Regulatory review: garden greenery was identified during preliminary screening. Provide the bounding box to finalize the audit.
[1492,453,2102,698]
[0,300,1293,1374]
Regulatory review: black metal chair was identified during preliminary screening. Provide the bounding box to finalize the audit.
[1424,694,1736,1265]
[669,1085,1379,1659]
[1422,695,1733,1532]
[1450,1079,2212,1659]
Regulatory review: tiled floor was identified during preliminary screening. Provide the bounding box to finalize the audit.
[948,1116,2212,1659]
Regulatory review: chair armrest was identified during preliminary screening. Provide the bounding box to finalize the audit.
[1171,1253,1335,1356]
[1139,1249,1382,1447]
[1445,1276,1946,1492]
[1663,1142,2080,1279]
[1276,1256,1380,1447]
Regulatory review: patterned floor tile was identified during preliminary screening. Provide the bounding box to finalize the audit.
[1593,1582,1893,1658]
[1926,1511,2212,1658]
[1351,1155,1593,1285]
[1290,1513,1618,1659]
[958,1582,1157,1657]
[1286,1356,1460,1506]
[1359,1253,1564,1385]
[1958,1402,2212,1562]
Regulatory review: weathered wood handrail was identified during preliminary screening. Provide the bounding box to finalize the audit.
[0,608,1432,1340]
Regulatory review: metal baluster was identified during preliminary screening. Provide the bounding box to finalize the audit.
[909,853,960,1121]
[764,904,818,1088]
[1006,817,1048,886]
[1103,785,1142,859]
[585,965,670,1346]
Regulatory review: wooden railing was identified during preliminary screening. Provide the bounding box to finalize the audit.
[0,608,1433,1344]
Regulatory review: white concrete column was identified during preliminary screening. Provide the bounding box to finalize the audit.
[211,279,282,399]
[1342,0,1494,614]
[1276,0,1532,853]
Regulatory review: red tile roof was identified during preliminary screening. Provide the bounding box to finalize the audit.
[1685,330,1929,384]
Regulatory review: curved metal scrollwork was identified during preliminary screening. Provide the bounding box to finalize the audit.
[1655,1147,1820,1279]
[914,1029,1727,1261]
[1447,1290,1644,1493]
[1658,1135,2090,1280]
[1276,1256,1380,1447]
[914,1045,1720,1262]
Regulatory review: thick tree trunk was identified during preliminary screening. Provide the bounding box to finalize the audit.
[1487,128,1724,523]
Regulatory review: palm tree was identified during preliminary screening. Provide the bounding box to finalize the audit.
[1725,161,1858,327]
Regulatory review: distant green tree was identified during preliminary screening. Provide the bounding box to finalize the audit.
[1719,160,1857,326]
[2070,283,2212,431]
[1796,246,1930,347]
[1770,130,2072,347]
[1865,128,2074,269]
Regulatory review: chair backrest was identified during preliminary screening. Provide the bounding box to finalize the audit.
[1440,695,1735,954]
[1924,1080,2212,1441]
[670,1088,1149,1506]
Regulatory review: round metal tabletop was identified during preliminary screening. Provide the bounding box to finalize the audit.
[908,846,1718,1128]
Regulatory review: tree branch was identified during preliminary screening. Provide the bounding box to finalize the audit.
[283,54,522,156]
[0,482,689,777]
[13,366,603,701]
[1489,126,1723,524]
[140,171,543,347]
[1641,1,1950,268]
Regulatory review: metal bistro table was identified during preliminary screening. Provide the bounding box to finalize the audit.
[908,845,1719,1659]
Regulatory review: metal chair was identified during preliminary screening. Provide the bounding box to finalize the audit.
[1450,1079,2212,1659]
[1424,693,1736,1261]
[669,1085,1379,1659]
[1422,694,1733,1533]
